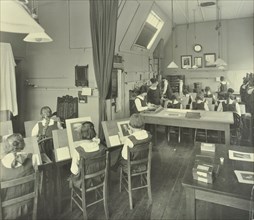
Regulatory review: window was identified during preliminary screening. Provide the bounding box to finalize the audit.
[134,11,164,49]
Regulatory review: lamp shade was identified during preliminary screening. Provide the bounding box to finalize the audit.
[167,61,178,69]
[0,0,44,33]
[23,32,53,43]
[215,58,227,67]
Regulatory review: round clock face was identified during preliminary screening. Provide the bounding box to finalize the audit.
[194,44,202,53]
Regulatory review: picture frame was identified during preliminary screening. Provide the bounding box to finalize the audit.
[204,53,216,67]
[194,57,202,68]
[66,117,92,157]
[181,55,192,69]
[117,120,131,137]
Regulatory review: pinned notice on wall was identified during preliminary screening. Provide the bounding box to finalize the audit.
[82,88,92,96]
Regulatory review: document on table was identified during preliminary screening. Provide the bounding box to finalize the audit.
[109,135,121,147]
[56,146,71,161]
[234,170,254,184]
[228,150,254,162]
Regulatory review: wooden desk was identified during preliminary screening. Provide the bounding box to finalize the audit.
[141,108,234,146]
[182,143,253,220]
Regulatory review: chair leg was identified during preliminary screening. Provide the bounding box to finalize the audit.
[178,127,181,143]
[147,173,152,204]
[205,130,208,143]
[81,190,88,220]
[70,189,73,211]
[194,129,197,143]
[167,127,170,144]
[103,185,109,220]
[119,167,122,192]
[128,175,133,210]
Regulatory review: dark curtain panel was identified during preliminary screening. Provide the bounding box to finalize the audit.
[90,0,118,138]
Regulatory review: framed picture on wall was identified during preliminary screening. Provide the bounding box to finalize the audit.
[194,57,202,68]
[204,53,216,67]
[181,55,192,69]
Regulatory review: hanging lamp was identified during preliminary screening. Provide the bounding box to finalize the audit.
[23,0,53,43]
[167,0,178,69]
[214,0,227,68]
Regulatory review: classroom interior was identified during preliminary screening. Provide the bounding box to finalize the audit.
[0,0,254,220]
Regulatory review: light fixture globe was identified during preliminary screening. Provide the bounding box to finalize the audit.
[23,32,53,43]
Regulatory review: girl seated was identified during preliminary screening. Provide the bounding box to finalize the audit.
[191,92,209,111]
[166,93,182,109]
[217,90,241,116]
[1,133,37,220]
[32,106,63,160]
[120,113,152,172]
[70,121,106,188]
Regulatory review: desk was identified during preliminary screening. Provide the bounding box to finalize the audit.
[141,108,234,146]
[182,143,253,220]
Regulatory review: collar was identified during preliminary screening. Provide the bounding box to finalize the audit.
[41,118,55,126]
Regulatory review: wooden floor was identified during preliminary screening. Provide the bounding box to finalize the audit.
[39,127,250,220]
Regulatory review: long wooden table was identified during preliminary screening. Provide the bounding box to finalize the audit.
[182,143,254,219]
[141,108,234,146]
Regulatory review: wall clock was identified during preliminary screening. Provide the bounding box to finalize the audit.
[193,44,202,53]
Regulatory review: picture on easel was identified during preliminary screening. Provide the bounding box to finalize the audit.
[117,120,130,137]
[66,117,92,157]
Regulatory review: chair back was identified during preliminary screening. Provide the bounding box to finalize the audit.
[0,121,13,137]
[0,170,40,220]
[78,148,109,191]
[127,142,152,173]
[24,121,38,137]
[232,112,242,129]
[52,129,70,162]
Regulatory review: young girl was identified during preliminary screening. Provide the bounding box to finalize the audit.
[191,92,209,111]
[147,78,161,106]
[1,133,37,220]
[31,106,63,160]
[70,121,105,188]
[120,113,152,171]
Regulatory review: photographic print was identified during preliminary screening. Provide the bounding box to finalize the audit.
[117,120,131,137]
[234,170,254,184]
[194,57,202,68]
[66,117,92,157]
[228,150,254,162]
[204,53,216,67]
[181,55,192,69]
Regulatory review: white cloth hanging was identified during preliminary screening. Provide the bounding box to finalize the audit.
[0,42,18,116]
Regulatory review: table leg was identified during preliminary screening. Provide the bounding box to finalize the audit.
[224,125,230,146]
[185,187,196,220]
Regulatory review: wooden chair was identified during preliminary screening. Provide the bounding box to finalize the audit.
[0,170,40,220]
[70,150,109,219]
[0,121,13,138]
[119,142,152,210]
[24,120,38,137]
[230,112,242,145]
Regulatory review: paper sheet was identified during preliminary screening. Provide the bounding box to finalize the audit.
[109,135,121,147]
[228,150,254,162]
[56,146,71,161]
[81,88,92,96]
[234,170,254,184]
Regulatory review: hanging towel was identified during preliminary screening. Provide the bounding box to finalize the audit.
[0,42,18,116]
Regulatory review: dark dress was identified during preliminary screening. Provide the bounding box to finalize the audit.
[147,87,161,105]
[69,145,106,189]
[130,96,147,115]
[245,88,254,115]
[192,102,205,110]
[0,154,34,220]
[222,101,237,112]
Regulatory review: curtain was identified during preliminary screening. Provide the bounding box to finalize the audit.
[0,42,18,116]
[90,0,118,138]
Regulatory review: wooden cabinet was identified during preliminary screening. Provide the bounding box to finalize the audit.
[166,75,185,93]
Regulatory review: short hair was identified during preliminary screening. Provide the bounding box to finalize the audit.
[205,86,211,92]
[150,78,158,84]
[40,106,52,117]
[227,88,234,94]
[4,133,25,154]
[139,85,148,95]
[129,113,144,129]
[81,121,96,140]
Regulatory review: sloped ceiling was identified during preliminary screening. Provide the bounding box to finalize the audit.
[155,0,254,24]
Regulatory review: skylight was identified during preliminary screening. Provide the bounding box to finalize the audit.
[134,10,164,50]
